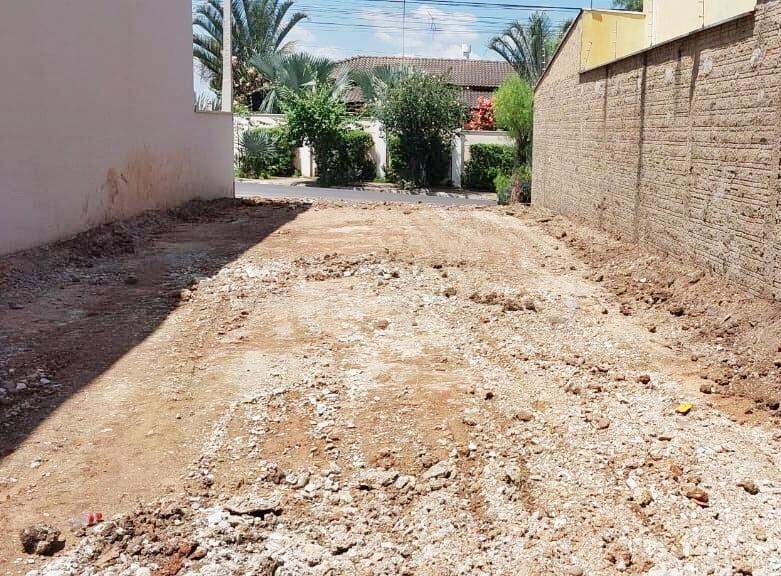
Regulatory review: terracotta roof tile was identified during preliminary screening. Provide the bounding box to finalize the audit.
[337,55,513,99]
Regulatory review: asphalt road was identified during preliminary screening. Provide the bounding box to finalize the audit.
[235,180,496,206]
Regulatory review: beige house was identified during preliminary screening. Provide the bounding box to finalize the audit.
[0,0,234,255]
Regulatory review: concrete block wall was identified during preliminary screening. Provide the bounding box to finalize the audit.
[533,0,781,298]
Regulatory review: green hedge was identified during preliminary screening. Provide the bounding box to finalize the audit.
[237,126,295,179]
[316,129,377,185]
[342,130,377,182]
[462,144,516,192]
[386,135,450,188]
[494,165,531,205]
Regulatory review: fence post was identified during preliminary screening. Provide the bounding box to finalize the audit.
[452,131,463,188]
[221,0,232,113]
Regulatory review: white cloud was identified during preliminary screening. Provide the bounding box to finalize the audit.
[286,26,349,61]
[360,4,482,59]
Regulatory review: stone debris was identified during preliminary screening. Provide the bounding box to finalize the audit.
[685,487,710,506]
[19,525,64,556]
[3,201,781,576]
[738,480,760,495]
[224,493,282,516]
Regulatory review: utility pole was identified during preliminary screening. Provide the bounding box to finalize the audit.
[401,0,407,59]
[221,0,233,113]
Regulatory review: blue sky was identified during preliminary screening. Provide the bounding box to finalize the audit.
[194,0,619,62]
[286,0,618,61]
[194,0,620,93]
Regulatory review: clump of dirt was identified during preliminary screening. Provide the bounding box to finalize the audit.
[470,291,537,312]
[19,524,64,556]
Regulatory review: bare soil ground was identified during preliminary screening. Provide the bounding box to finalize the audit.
[2,199,781,576]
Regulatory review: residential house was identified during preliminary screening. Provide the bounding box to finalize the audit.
[337,56,513,112]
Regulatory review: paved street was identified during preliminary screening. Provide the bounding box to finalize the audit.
[235,180,496,206]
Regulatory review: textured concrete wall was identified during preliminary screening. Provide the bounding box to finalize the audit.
[0,0,234,255]
[533,0,781,299]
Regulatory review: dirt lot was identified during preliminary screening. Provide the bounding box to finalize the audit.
[2,199,781,576]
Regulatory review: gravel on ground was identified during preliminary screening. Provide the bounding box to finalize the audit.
[1,199,780,576]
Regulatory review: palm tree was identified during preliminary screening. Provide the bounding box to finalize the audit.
[251,52,351,112]
[193,0,307,109]
[349,65,416,107]
[489,12,557,85]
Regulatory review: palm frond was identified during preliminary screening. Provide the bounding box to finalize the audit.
[192,0,309,108]
[489,11,556,84]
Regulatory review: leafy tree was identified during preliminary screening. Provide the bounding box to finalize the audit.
[283,87,351,186]
[193,0,307,109]
[373,71,466,187]
[613,0,643,10]
[252,52,350,112]
[490,12,557,85]
[493,74,534,164]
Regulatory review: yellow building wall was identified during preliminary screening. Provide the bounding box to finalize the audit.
[580,10,647,71]
[580,1,758,71]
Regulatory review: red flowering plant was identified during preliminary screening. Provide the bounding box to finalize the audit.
[465,97,496,130]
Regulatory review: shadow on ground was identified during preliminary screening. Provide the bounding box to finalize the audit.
[0,198,309,457]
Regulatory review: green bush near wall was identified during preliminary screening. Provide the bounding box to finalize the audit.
[462,144,516,192]
[237,126,296,179]
[386,135,450,188]
[341,130,377,182]
[494,165,532,205]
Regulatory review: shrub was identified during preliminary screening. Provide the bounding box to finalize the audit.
[284,87,351,186]
[494,165,532,205]
[284,88,377,186]
[386,135,450,188]
[493,74,534,164]
[494,172,511,205]
[373,71,465,188]
[237,126,295,179]
[341,130,377,182]
[462,144,516,192]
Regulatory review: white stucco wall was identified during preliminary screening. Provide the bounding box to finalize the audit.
[234,115,388,179]
[0,0,234,255]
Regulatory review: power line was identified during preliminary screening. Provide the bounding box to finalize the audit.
[299,4,570,23]
[300,0,582,12]
[297,5,573,26]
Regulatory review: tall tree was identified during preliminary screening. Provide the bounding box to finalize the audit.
[373,71,466,187]
[193,0,307,109]
[493,74,534,165]
[489,12,557,85]
[612,0,643,10]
